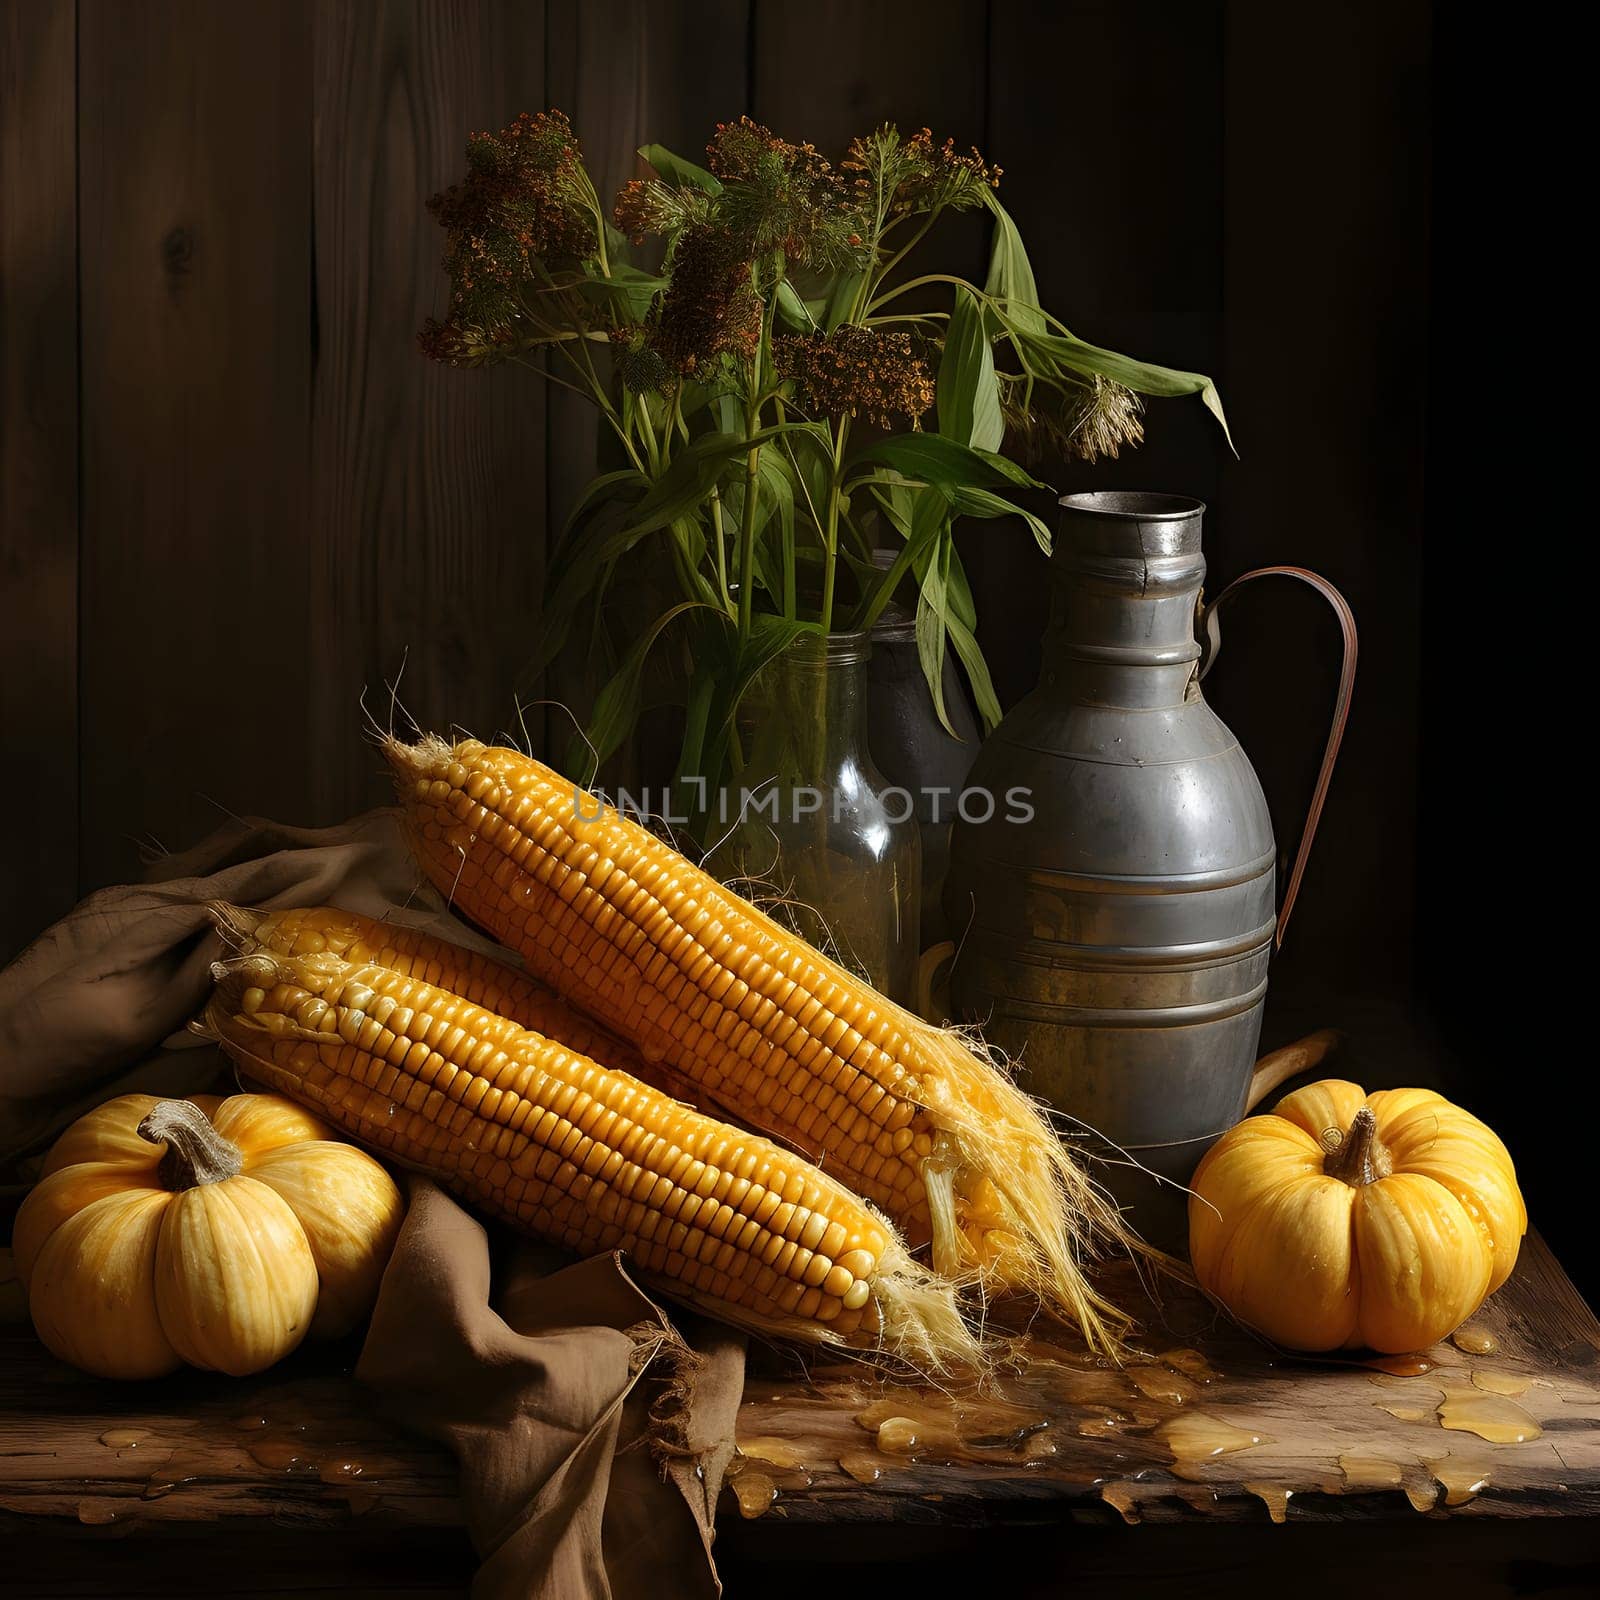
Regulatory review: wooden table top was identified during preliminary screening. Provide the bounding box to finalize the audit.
[1,1230,1595,1538]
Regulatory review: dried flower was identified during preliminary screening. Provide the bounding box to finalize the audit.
[612,177,714,244]
[843,125,1001,218]
[706,117,871,268]
[417,316,515,367]
[648,224,761,373]
[423,110,598,345]
[776,326,936,428]
[1069,376,1145,461]
[1002,374,1145,463]
[610,330,675,394]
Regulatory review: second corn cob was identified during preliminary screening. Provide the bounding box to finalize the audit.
[214,903,644,1076]
[202,916,978,1372]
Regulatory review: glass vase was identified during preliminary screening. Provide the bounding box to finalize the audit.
[709,630,922,1006]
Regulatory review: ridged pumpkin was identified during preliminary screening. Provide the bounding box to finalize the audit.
[15,1093,404,1379]
[1189,1080,1526,1354]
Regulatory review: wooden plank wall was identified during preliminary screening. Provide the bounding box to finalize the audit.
[0,0,1432,1017]
[1,0,77,957]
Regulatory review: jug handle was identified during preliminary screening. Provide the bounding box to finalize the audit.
[917,940,956,1023]
[1245,1028,1342,1111]
[1198,566,1358,949]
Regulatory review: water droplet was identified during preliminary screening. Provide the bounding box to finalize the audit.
[874,1416,920,1455]
[1471,1369,1532,1398]
[738,1436,808,1471]
[1450,1324,1499,1356]
[1427,1456,1490,1505]
[1364,1352,1436,1376]
[1438,1393,1541,1444]
[1128,1365,1198,1405]
[98,1428,151,1453]
[1376,1401,1437,1424]
[1158,1348,1221,1384]
[1159,1412,1267,1468]
[1403,1475,1439,1512]
[1339,1453,1404,1491]
[730,1471,778,1518]
[838,1451,882,1484]
[1245,1482,1292,1523]
[1100,1484,1141,1523]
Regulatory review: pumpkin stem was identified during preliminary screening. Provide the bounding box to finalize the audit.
[1323,1105,1390,1188]
[138,1100,245,1191]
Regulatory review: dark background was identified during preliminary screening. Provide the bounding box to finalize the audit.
[1,2,1587,1297]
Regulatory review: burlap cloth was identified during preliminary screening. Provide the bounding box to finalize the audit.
[0,810,745,1599]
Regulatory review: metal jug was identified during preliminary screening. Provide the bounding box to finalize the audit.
[943,491,1355,1244]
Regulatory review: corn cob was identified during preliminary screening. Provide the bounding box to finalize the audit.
[202,926,977,1372]
[216,902,716,1111]
[385,734,1141,1352]
[213,903,642,1075]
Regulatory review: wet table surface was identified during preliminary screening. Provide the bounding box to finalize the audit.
[0,1231,1595,1542]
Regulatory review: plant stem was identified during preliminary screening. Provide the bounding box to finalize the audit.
[1324,1107,1392,1187]
[738,406,761,635]
[854,526,918,634]
[736,262,785,637]
[636,393,661,476]
[709,487,733,615]
[870,210,940,299]
[546,340,647,474]
[138,1101,243,1191]
[819,414,851,634]
[867,270,973,315]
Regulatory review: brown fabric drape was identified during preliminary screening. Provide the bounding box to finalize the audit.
[0,810,744,1598]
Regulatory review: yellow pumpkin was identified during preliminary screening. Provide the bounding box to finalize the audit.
[1189,1079,1526,1354]
[15,1092,404,1379]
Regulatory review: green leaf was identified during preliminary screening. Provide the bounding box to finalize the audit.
[638,144,722,194]
[941,541,979,632]
[775,279,819,333]
[602,220,633,267]
[981,190,1234,450]
[668,514,718,607]
[773,423,833,541]
[578,601,718,771]
[1008,319,1236,456]
[916,538,955,737]
[872,481,916,542]
[714,392,742,437]
[557,468,648,543]
[675,378,717,423]
[824,271,868,331]
[536,473,650,672]
[672,668,718,816]
[947,483,1053,554]
[579,263,666,324]
[759,453,797,618]
[937,286,1004,453]
[849,432,1047,493]
[946,608,1003,731]
[981,190,1045,336]
[626,422,821,544]
[539,502,662,669]
[723,616,818,732]
[1199,384,1233,449]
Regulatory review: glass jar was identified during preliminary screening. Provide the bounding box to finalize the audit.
[710,630,922,1005]
[866,599,980,952]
